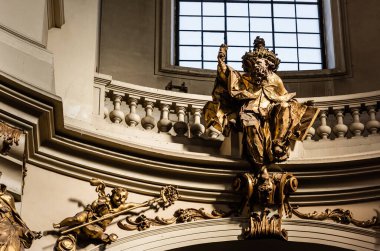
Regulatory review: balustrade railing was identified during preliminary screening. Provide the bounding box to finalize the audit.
[94,73,380,141]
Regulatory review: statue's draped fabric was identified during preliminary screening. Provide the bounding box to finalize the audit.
[0,186,35,251]
[204,40,319,171]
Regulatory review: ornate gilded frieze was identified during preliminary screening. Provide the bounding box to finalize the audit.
[292,207,380,228]
[118,208,232,231]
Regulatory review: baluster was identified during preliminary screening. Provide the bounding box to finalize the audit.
[157,103,173,133]
[333,109,348,138]
[305,126,315,140]
[316,110,331,140]
[109,94,125,124]
[104,106,109,119]
[190,108,205,137]
[173,105,188,136]
[349,107,364,137]
[365,106,380,135]
[141,101,155,130]
[125,97,141,127]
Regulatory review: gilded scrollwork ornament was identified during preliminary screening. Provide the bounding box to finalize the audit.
[118,208,233,231]
[292,207,380,229]
[52,179,179,250]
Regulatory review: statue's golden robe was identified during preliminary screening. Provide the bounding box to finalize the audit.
[0,186,35,251]
[204,66,319,168]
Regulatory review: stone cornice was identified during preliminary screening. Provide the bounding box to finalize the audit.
[1,73,380,205]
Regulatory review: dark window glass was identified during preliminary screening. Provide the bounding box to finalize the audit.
[176,0,324,71]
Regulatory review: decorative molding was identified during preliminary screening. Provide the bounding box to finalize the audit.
[47,0,65,29]
[0,23,46,49]
[1,75,380,205]
[89,218,380,251]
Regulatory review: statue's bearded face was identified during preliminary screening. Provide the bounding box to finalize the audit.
[252,58,269,82]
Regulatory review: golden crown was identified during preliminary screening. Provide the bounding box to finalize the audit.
[242,36,281,72]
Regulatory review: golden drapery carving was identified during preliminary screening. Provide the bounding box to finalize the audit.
[0,184,41,251]
[204,37,319,172]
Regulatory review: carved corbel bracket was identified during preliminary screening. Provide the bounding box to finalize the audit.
[233,169,298,240]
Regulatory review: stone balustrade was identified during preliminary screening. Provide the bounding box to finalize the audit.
[94,73,380,141]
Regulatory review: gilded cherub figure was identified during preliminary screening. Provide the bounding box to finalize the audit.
[0,184,41,250]
[53,179,179,250]
[204,36,319,174]
[53,179,152,248]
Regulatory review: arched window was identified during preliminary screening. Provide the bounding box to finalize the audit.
[176,0,324,71]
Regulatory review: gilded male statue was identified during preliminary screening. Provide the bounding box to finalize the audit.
[0,184,41,251]
[204,37,319,173]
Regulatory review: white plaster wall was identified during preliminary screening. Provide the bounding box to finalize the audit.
[47,0,100,122]
[0,0,48,46]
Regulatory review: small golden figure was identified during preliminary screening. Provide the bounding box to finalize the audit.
[0,184,41,251]
[53,179,179,250]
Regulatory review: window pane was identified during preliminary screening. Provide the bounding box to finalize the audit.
[250,4,272,17]
[296,0,318,2]
[180,31,201,45]
[227,62,243,71]
[180,2,201,15]
[203,17,225,30]
[275,33,297,47]
[179,61,202,68]
[203,47,219,60]
[179,46,201,60]
[296,4,319,18]
[273,4,295,18]
[227,32,249,46]
[278,63,298,71]
[180,17,201,30]
[203,2,224,16]
[297,19,320,33]
[299,63,322,70]
[227,17,249,31]
[227,3,249,16]
[274,18,296,32]
[204,62,217,70]
[299,48,322,62]
[251,18,272,32]
[275,48,298,62]
[298,34,321,47]
[203,32,224,46]
[227,46,249,61]
[251,32,273,47]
